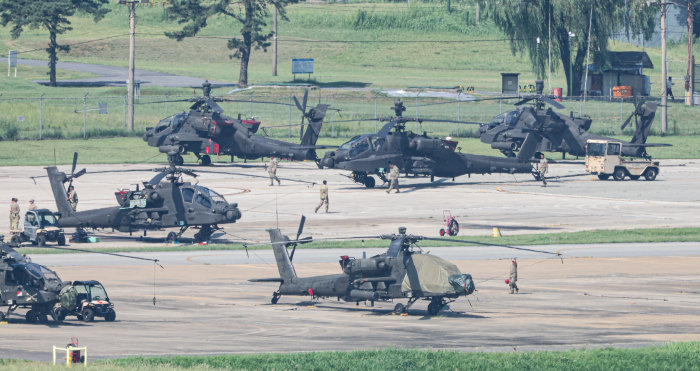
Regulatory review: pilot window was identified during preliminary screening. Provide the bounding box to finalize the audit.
[505,110,522,126]
[196,194,212,209]
[182,188,194,203]
[607,143,621,155]
[350,138,370,156]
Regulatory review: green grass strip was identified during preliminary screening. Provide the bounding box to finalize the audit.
[16,227,700,255]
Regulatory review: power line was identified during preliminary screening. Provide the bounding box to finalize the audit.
[12,34,128,54]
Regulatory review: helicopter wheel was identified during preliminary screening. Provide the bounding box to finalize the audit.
[271,292,281,305]
[166,232,178,243]
[0,312,5,322]
[200,155,211,166]
[393,303,406,315]
[363,177,375,188]
[25,310,38,324]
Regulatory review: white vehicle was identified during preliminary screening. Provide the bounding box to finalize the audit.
[585,139,659,181]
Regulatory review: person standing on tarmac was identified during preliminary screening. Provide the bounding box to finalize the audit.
[508,258,519,294]
[28,199,37,211]
[537,154,549,187]
[267,157,281,186]
[9,198,20,231]
[386,163,400,194]
[67,185,78,211]
[315,180,329,213]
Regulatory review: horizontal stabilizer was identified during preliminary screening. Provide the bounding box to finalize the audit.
[249,278,285,283]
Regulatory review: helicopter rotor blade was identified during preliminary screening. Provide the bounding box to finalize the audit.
[293,95,304,112]
[541,96,565,109]
[620,112,635,131]
[39,246,164,268]
[419,236,561,256]
[295,215,306,242]
[302,89,308,112]
[71,152,78,175]
[514,97,534,106]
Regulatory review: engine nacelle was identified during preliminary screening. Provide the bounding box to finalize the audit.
[342,257,389,276]
[491,141,519,151]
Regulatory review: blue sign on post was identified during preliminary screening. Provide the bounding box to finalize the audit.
[292,58,314,79]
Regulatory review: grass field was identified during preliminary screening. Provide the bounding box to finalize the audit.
[16,227,700,255]
[3,343,700,370]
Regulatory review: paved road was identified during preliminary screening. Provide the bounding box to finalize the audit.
[0,58,234,87]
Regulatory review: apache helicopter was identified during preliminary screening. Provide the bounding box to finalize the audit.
[0,239,160,323]
[143,87,330,166]
[251,221,560,316]
[477,80,668,159]
[39,153,242,243]
[320,100,544,188]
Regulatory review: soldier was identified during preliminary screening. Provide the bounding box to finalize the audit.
[27,199,37,211]
[386,163,400,194]
[67,185,78,211]
[315,180,329,213]
[508,258,519,294]
[9,198,20,231]
[537,154,548,187]
[267,157,281,186]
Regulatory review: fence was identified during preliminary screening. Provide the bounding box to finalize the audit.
[0,92,697,141]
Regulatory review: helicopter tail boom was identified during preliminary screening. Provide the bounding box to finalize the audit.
[46,166,76,217]
[300,104,328,147]
[268,228,297,281]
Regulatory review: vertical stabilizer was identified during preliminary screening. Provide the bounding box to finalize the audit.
[301,104,328,146]
[267,228,297,280]
[46,166,74,217]
[631,102,658,145]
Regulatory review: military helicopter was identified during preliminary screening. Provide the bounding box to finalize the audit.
[477,80,668,159]
[250,221,560,316]
[39,153,242,243]
[0,239,160,323]
[319,100,544,188]
[143,87,331,166]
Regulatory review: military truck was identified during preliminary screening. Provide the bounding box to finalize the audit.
[585,139,659,181]
[55,280,116,322]
[10,209,66,247]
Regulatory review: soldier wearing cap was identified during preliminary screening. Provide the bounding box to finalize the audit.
[315,180,329,213]
[28,199,37,211]
[9,198,20,231]
[267,157,281,186]
[386,163,400,194]
[537,153,548,187]
[67,185,78,211]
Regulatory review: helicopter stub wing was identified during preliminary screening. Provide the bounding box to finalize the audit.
[335,154,404,173]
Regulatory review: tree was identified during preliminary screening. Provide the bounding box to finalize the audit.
[482,0,656,96]
[0,0,110,87]
[166,0,298,88]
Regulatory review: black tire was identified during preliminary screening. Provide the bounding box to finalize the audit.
[54,308,66,322]
[37,234,47,247]
[629,175,640,180]
[200,155,211,166]
[166,232,177,243]
[57,234,66,246]
[597,174,610,180]
[644,167,658,181]
[364,176,375,188]
[25,310,38,324]
[38,313,48,323]
[271,294,280,304]
[613,168,626,181]
[0,312,5,322]
[82,308,95,322]
[393,303,406,315]
[76,314,83,321]
[104,309,116,322]
[448,219,459,236]
[427,302,440,316]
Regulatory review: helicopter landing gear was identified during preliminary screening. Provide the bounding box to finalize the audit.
[393,303,405,314]
[166,232,178,243]
[70,228,89,243]
[194,225,213,243]
[271,292,281,304]
[351,171,376,188]
[427,297,448,316]
[196,154,211,166]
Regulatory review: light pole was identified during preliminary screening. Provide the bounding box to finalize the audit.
[568,31,575,97]
[118,0,149,132]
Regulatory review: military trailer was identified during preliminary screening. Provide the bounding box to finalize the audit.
[585,139,659,181]
[10,209,66,247]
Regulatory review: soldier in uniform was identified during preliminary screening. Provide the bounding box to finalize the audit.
[508,258,519,294]
[315,180,329,213]
[28,199,37,211]
[386,163,400,194]
[9,198,20,231]
[67,185,78,211]
[537,154,548,187]
[267,157,281,186]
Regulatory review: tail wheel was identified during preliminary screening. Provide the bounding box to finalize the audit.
[644,168,658,181]
[613,168,626,181]
[448,219,459,236]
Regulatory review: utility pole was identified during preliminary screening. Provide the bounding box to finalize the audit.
[687,0,694,106]
[272,4,278,76]
[119,0,148,132]
[661,0,667,133]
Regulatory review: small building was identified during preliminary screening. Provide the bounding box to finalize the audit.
[582,51,654,97]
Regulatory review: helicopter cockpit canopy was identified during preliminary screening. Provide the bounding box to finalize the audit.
[194,185,226,204]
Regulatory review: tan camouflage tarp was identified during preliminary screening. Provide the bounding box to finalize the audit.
[401,254,462,295]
